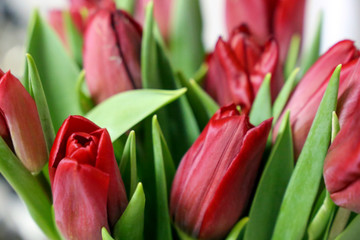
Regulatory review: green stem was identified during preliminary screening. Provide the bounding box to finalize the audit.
[328,208,351,240]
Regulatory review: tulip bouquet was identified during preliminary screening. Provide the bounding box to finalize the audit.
[1,0,360,239]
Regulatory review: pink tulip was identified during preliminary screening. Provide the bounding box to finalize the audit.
[204,25,281,114]
[0,70,48,173]
[49,115,128,239]
[226,0,306,61]
[170,104,272,239]
[83,9,142,103]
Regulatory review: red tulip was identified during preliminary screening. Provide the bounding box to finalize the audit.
[324,59,360,212]
[49,115,128,239]
[274,40,359,157]
[83,9,142,104]
[134,0,173,40]
[170,104,272,239]
[225,0,305,61]
[0,70,48,173]
[204,25,281,114]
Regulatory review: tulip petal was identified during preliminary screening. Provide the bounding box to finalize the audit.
[53,159,110,240]
[250,39,281,98]
[0,71,48,173]
[198,118,272,239]
[92,128,128,225]
[225,0,271,44]
[204,38,253,112]
[113,10,142,89]
[49,115,99,184]
[285,40,357,119]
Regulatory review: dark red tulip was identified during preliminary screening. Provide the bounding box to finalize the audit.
[324,59,360,213]
[134,0,173,40]
[274,40,359,157]
[83,9,142,104]
[170,104,272,239]
[204,25,281,114]
[49,116,128,239]
[225,0,305,61]
[0,70,48,173]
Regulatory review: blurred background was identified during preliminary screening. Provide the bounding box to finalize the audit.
[0,0,359,239]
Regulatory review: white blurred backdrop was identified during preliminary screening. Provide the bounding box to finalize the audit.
[0,0,359,239]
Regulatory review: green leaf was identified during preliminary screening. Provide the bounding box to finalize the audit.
[141,2,199,161]
[170,0,204,78]
[102,227,114,240]
[119,131,138,198]
[26,10,81,129]
[272,65,341,240]
[331,111,340,143]
[299,12,323,79]
[114,183,145,240]
[177,74,219,129]
[0,137,60,240]
[284,34,301,80]
[86,88,186,142]
[226,217,249,240]
[115,0,136,14]
[141,2,161,89]
[152,115,175,240]
[63,10,83,66]
[307,112,340,240]
[273,68,300,124]
[335,215,360,240]
[244,112,293,240]
[26,54,55,154]
[249,73,272,126]
[76,70,95,114]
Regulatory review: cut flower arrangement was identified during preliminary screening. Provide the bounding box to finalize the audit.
[1,0,360,239]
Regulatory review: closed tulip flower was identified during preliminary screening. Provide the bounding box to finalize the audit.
[274,40,359,157]
[170,104,272,239]
[49,115,128,240]
[204,25,281,114]
[83,9,142,104]
[0,70,48,173]
[226,0,305,61]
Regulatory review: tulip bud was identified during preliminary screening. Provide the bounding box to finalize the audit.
[0,70,48,173]
[134,0,173,40]
[170,104,272,239]
[49,116,128,239]
[225,0,305,61]
[204,25,281,114]
[324,59,360,212]
[274,40,359,157]
[83,9,142,104]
